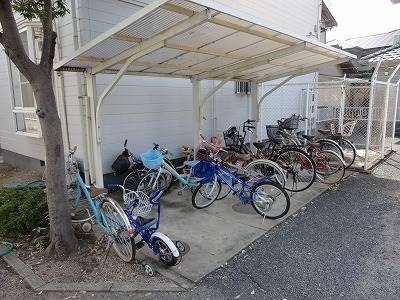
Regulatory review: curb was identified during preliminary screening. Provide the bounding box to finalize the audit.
[2,252,184,293]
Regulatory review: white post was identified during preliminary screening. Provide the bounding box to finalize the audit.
[392,82,400,149]
[192,79,201,150]
[86,73,104,187]
[364,59,382,170]
[305,84,310,134]
[250,81,260,143]
[380,84,391,158]
[339,75,347,133]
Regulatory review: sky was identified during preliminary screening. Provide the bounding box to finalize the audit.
[325,0,400,42]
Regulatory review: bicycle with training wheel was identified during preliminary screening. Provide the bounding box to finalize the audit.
[116,185,183,267]
[67,147,135,262]
[136,145,221,201]
[191,149,290,219]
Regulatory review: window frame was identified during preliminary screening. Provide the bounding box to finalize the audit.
[6,24,43,138]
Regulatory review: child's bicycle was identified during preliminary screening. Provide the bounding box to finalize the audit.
[67,147,135,262]
[118,186,183,267]
[191,149,290,219]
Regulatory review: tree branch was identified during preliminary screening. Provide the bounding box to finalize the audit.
[39,0,55,72]
[0,0,37,81]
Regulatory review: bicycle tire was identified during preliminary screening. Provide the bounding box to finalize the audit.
[153,237,179,266]
[338,139,356,169]
[315,150,345,184]
[244,159,286,187]
[251,181,290,219]
[101,199,135,262]
[192,179,221,209]
[274,147,316,192]
[122,169,144,191]
[318,139,344,159]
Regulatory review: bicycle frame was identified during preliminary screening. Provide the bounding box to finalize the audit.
[71,169,119,235]
[215,164,272,203]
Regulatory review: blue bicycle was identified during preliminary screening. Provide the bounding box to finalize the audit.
[67,147,135,262]
[119,186,182,266]
[191,150,290,219]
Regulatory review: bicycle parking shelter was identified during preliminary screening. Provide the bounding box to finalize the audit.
[54,0,355,187]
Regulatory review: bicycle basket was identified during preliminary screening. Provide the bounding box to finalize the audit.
[280,115,300,130]
[140,149,164,170]
[124,190,152,217]
[191,160,216,183]
[223,126,240,147]
[266,125,283,143]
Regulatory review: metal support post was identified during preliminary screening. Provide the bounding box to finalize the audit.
[392,82,400,149]
[305,84,311,134]
[250,81,259,143]
[192,79,201,150]
[339,75,347,133]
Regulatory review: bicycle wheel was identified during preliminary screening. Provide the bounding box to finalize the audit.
[101,199,135,262]
[153,236,179,266]
[192,178,221,209]
[338,139,356,169]
[251,181,290,219]
[123,169,145,191]
[244,159,286,187]
[137,171,168,197]
[275,148,316,192]
[216,176,232,200]
[315,150,345,184]
[318,139,344,159]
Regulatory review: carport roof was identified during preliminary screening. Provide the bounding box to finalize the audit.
[54,0,356,83]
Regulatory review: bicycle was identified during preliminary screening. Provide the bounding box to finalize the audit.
[199,133,286,200]
[191,150,290,219]
[118,186,182,266]
[275,116,345,184]
[67,146,135,262]
[317,121,357,169]
[136,145,221,201]
[222,120,316,193]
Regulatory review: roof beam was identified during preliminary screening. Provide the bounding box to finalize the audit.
[195,42,306,80]
[111,34,143,43]
[76,55,105,62]
[255,57,350,83]
[102,69,190,79]
[133,61,212,73]
[91,9,212,74]
[165,42,247,60]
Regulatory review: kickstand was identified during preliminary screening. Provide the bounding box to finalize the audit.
[102,237,113,268]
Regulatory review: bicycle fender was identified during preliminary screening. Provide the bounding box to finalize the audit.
[151,232,180,257]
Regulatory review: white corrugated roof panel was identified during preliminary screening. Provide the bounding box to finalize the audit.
[54,0,355,82]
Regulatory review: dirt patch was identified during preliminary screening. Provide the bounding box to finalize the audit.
[0,163,42,186]
[14,229,170,286]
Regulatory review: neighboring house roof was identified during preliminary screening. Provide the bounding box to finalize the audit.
[362,44,400,62]
[329,29,400,50]
[321,1,338,30]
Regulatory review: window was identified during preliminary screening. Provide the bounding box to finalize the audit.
[7,26,43,137]
[234,81,251,95]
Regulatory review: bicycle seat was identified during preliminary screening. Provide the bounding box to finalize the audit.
[136,216,157,228]
[302,134,315,140]
[90,186,108,198]
[253,142,266,150]
[318,129,331,135]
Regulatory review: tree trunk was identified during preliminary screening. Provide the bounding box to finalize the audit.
[33,71,77,257]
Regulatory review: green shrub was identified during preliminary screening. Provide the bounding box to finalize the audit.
[0,188,48,238]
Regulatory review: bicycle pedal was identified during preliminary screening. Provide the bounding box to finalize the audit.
[136,240,145,250]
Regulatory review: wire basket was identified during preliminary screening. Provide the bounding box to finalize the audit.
[123,190,152,217]
[140,149,164,170]
[266,125,283,144]
[223,126,240,147]
[280,115,300,130]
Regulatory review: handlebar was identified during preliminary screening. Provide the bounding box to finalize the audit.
[124,139,128,148]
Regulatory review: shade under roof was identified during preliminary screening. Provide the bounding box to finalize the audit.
[54,0,356,82]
